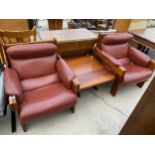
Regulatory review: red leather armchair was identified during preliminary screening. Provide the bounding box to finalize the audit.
[4,43,79,132]
[94,33,155,96]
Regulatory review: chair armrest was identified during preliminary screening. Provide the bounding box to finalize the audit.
[101,51,122,67]
[129,47,151,67]
[56,57,75,88]
[4,68,22,97]
[71,78,80,94]
[8,95,20,113]
[147,59,155,71]
[93,46,126,77]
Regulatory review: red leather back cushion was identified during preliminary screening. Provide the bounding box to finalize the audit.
[101,43,129,59]
[7,43,58,80]
[6,43,57,59]
[10,54,57,80]
[102,33,133,45]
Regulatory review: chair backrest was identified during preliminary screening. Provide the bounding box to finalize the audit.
[97,33,133,59]
[6,43,58,80]
[0,27,37,66]
[0,27,37,45]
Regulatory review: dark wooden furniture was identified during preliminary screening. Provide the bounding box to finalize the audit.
[48,19,63,30]
[120,75,155,135]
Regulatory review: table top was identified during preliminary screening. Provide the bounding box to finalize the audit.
[39,28,98,42]
[129,28,155,44]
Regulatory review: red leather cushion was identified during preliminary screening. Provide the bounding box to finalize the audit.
[56,58,75,88]
[21,73,60,92]
[118,57,131,66]
[4,68,23,103]
[10,53,57,80]
[122,64,152,85]
[6,43,57,59]
[129,47,150,67]
[102,33,133,45]
[20,83,77,122]
[101,43,128,59]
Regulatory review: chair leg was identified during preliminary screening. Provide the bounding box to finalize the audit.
[11,110,16,133]
[77,92,81,97]
[93,86,98,90]
[110,79,120,96]
[70,105,75,113]
[137,81,145,88]
[21,122,27,132]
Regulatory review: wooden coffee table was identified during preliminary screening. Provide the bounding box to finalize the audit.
[39,28,115,91]
[66,54,115,90]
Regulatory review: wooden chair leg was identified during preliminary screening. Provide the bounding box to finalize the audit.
[110,79,120,96]
[70,105,75,113]
[21,122,27,132]
[10,108,16,133]
[137,81,145,88]
[93,86,98,90]
[77,92,81,97]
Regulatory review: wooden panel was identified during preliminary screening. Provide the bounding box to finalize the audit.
[114,19,131,32]
[0,19,29,30]
[39,29,97,57]
[66,55,115,90]
[120,76,155,135]
[58,39,96,57]
[48,19,63,30]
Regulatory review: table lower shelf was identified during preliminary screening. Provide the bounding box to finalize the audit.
[66,54,115,90]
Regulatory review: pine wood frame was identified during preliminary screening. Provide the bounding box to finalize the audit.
[0,27,37,65]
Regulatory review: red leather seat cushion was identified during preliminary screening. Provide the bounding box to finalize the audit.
[122,64,152,85]
[20,83,76,122]
[118,57,131,66]
[21,73,60,92]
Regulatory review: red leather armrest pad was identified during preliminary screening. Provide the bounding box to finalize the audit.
[56,58,75,88]
[128,47,151,67]
[101,51,122,67]
[4,68,22,96]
